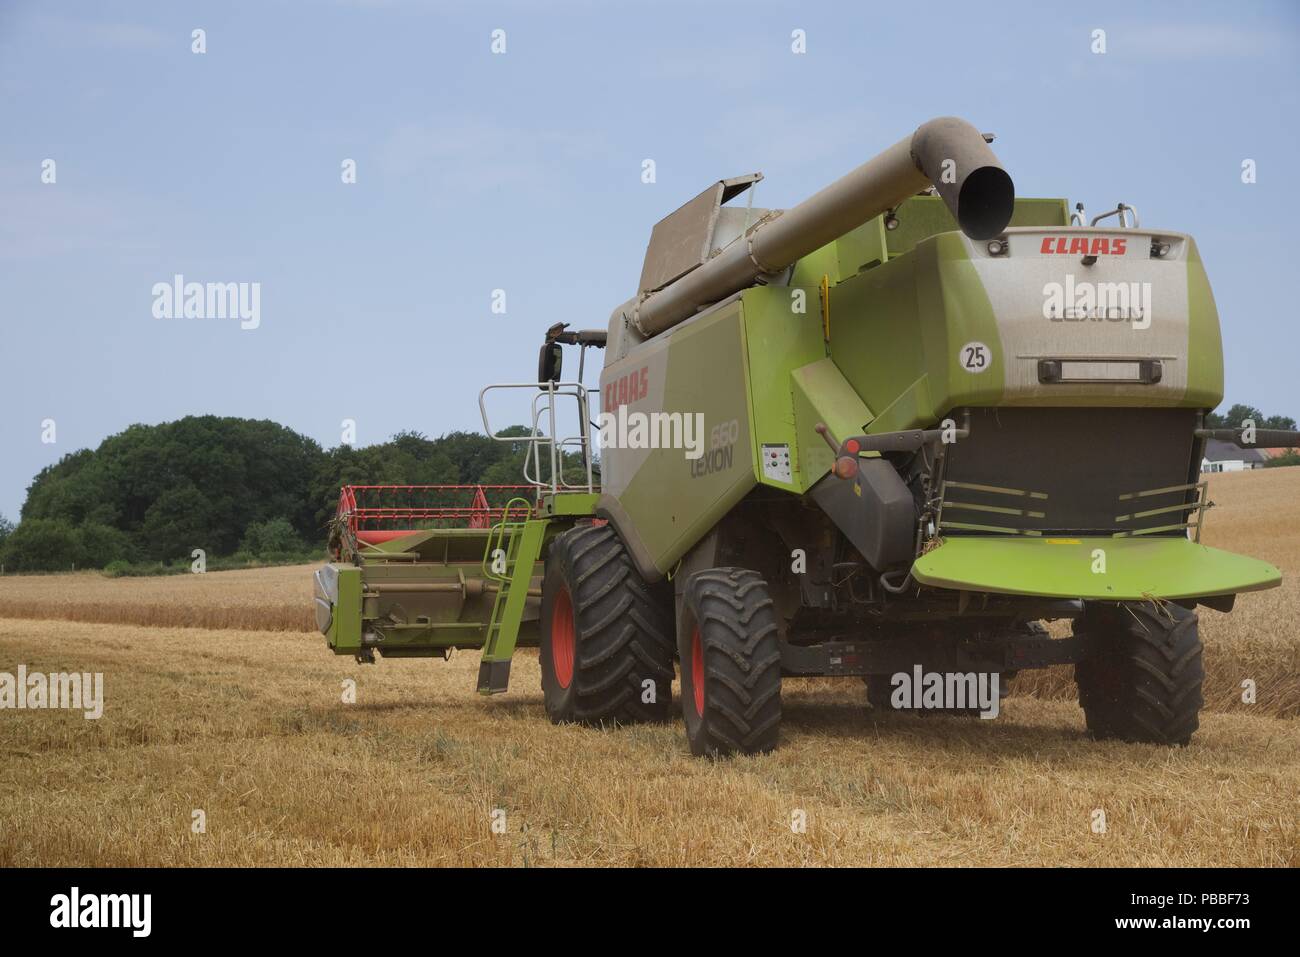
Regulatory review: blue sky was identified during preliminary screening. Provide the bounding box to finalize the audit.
[1,0,1297,521]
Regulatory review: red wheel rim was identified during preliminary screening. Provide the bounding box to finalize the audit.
[691,626,705,716]
[551,587,575,689]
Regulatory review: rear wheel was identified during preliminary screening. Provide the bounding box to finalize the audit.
[1074,600,1203,746]
[539,523,674,725]
[678,568,782,757]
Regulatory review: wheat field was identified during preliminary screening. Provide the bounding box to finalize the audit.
[0,563,316,633]
[0,469,1297,866]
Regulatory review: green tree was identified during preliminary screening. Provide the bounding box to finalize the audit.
[139,483,215,561]
[77,522,138,568]
[240,518,302,556]
[22,416,325,560]
[0,519,82,572]
[1206,403,1265,429]
[1206,404,1295,431]
[13,414,583,562]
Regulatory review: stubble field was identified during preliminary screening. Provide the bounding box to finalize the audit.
[1,469,1297,866]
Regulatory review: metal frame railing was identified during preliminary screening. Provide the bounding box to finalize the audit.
[935,480,1051,537]
[1089,203,1140,229]
[1113,480,1211,541]
[478,381,598,495]
[934,478,1210,540]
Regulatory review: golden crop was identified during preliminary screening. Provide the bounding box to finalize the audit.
[0,468,1296,866]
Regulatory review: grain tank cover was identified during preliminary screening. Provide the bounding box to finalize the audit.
[637,173,763,296]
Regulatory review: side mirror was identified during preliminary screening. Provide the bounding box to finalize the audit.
[538,341,563,384]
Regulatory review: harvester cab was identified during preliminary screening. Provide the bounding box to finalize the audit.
[314,116,1299,757]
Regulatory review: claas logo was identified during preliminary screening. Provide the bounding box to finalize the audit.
[1040,236,1128,256]
[602,366,649,413]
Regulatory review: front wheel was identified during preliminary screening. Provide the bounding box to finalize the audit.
[678,568,782,757]
[1074,600,1203,746]
[539,523,674,725]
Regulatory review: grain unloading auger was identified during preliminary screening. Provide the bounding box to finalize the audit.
[313,116,1299,756]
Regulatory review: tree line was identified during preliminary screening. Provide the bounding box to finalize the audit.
[0,416,552,573]
[1203,404,1296,431]
[0,405,1293,573]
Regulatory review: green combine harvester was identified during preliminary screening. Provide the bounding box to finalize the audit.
[314,116,1298,756]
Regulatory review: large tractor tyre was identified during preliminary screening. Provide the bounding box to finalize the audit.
[539,523,675,726]
[1074,601,1204,746]
[678,568,783,757]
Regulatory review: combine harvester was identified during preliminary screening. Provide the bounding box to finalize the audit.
[314,116,1298,756]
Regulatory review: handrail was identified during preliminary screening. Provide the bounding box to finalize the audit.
[479,381,598,495]
[481,496,534,583]
[1089,203,1140,229]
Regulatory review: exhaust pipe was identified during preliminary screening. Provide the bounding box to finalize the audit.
[632,116,1014,338]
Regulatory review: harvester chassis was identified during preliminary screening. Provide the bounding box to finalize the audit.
[778,624,1089,678]
[313,114,1298,757]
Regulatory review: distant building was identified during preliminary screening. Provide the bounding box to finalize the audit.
[1201,438,1268,473]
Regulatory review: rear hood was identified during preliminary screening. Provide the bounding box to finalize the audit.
[912,535,1279,600]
